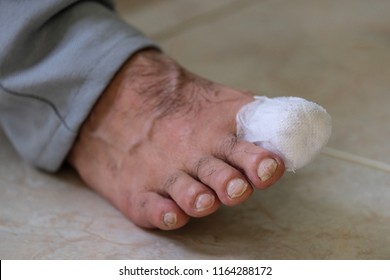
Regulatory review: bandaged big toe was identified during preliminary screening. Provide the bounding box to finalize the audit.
[236,96,332,172]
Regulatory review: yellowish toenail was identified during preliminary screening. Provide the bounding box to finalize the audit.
[257,158,278,181]
[227,178,248,199]
[163,212,177,228]
[195,193,215,211]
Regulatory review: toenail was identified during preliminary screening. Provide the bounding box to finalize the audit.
[227,178,248,199]
[163,212,177,228]
[195,193,215,211]
[257,158,278,181]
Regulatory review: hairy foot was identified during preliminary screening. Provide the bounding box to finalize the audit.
[68,50,285,230]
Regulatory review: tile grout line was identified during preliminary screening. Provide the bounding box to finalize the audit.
[151,0,258,42]
[321,146,390,173]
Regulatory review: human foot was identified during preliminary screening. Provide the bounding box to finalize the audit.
[68,50,285,230]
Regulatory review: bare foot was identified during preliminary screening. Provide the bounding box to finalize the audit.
[68,50,285,230]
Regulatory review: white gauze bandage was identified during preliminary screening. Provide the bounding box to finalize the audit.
[236,96,332,171]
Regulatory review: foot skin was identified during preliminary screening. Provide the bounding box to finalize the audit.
[68,50,285,230]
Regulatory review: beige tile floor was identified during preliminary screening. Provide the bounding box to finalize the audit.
[1,0,390,259]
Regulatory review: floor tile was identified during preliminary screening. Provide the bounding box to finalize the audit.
[158,0,390,163]
[115,0,239,38]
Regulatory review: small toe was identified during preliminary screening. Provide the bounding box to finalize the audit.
[191,156,253,206]
[163,173,221,217]
[217,136,285,189]
[124,191,190,230]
